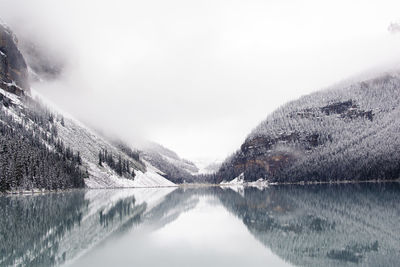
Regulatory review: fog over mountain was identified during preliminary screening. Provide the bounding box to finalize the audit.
[388,22,400,34]
[1,0,400,163]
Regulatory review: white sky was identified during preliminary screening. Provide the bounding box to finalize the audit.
[1,0,400,163]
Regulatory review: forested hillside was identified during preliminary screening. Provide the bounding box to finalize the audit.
[0,20,85,191]
[215,73,400,183]
[0,92,85,191]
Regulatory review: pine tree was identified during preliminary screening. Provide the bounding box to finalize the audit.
[98,150,103,166]
[117,155,123,176]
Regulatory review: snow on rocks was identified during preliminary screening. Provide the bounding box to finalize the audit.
[221,173,269,189]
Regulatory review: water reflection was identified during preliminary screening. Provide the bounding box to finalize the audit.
[216,184,400,266]
[0,191,89,266]
[0,184,399,266]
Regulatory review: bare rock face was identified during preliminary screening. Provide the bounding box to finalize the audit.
[217,132,328,183]
[0,22,29,95]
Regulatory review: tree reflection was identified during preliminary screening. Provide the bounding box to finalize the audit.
[1,184,400,267]
[216,183,400,266]
[0,191,88,266]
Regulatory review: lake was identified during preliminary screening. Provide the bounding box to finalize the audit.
[1,183,400,266]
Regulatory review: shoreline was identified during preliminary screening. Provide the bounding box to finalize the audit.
[182,178,400,188]
[1,178,399,195]
[0,184,180,195]
[218,178,400,187]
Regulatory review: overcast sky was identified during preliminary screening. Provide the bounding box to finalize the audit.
[1,0,400,163]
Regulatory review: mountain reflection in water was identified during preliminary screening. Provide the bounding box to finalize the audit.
[1,183,400,266]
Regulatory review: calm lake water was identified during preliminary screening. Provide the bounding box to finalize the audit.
[1,183,400,266]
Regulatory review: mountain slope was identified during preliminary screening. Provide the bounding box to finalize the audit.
[0,90,86,191]
[0,20,175,191]
[138,141,199,183]
[47,102,174,188]
[216,73,400,183]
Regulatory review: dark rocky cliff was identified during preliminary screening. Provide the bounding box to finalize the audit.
[0,22,29,95]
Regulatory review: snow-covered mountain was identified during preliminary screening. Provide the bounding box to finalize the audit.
[0,20,176,191]
[216,72,400,184]
[136,141,199,183]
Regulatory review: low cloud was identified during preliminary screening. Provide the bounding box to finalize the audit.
[1,0,400,161]
[388,22,400,34]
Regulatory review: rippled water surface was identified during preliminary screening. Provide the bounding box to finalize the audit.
[1,183,400,266]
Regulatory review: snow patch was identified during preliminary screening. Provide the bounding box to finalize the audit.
[221,173,245,185]
[221,173,269,189]
[0,87,22,105]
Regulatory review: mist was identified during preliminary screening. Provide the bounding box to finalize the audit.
[1,0,400,162]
